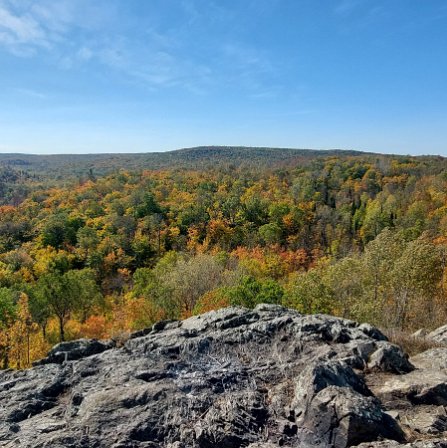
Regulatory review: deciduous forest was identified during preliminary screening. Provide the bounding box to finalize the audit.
[1,147,447,368]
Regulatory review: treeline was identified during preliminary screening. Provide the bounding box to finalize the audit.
[1,153,447,368]
[0,146,374,179]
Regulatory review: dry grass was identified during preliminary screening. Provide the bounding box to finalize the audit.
[384,329,445,357]
[110,330,131,347]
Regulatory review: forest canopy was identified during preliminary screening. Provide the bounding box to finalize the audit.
[1,147,447,368]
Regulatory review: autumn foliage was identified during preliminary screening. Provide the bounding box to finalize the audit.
[1,153,447,367]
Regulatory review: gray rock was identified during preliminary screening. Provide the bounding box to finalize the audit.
[292,360,373,418]
[290,358,404,447]
[411,348,447,370]
[412,329,428,338]
[247,444,279,448]
[403,406,447,435]
[386,410,400,420]
[427,324,447,344]
[354,442,403,448]
[354,441,447,447]
[0,305,424,447]
[367,342,415,374]
[33,338,115,366]
[370,366,447,407]
[367,344,447,445]
[299,386,405,448]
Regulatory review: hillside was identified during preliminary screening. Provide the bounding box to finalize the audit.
[0,146,428,180]
[2,146,447,370]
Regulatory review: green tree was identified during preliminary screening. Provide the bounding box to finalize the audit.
[361,228,404,324]
[259,223,283,246]
[26,284,51,339]
[221,275,284,308]
[391,237,444,329]
[66,269,102,323]
[40,213,83,249]
[162,254,229,316]
[285,268,333,315]
[134,192,162,218]
[324,256,366,319]
[0,288,17,368]
[36,269,102,341]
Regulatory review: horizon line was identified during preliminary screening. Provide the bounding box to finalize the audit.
[0,145,437,158]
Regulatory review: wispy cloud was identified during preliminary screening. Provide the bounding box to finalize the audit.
[180,0,201,25]
[97,37,214,94]
[334,0,388,32]
[249,88,282,100]
[0,0,114,54]
[0,1,48,54]
[14,88,47,99]
[334,0,365,16]
[218,41,281,97]
[0,0,280,96]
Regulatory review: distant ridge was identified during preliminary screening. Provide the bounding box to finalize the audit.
[0,145,441,180]
[0,145,374,161]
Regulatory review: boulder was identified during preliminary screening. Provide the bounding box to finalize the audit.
[402,406,447,435]
[369,364,447,407]
[367,342,414,374]
[300,386,404,448]
[412,329,428,338]
[292,360,373,418]
[411,348,447,370]
[427,324,447,344]
[366,345,447,445]
[355,441,447,447]
[33,338,115,366]
[0,305,439,447]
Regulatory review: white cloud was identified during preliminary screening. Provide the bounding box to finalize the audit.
[30,3,72,34]
[0,0,279,96]
[14,88,47,99]
[0,0,113,55]
[334,0,364,16]
[0,2,48,51]
[181,0,201,25]
[77,46,93,61]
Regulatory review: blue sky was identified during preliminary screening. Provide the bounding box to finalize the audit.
[0,0,446,155]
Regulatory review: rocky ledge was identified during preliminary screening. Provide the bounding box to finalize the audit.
[0,305,446,448]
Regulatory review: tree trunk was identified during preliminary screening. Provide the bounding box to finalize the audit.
[58,316,65,342]
[27,331,30,366]
[3,334,10,369]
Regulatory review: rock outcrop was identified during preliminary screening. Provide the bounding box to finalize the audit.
[0,305,446,447]
[34,339,116,366]
[426,325,447,344]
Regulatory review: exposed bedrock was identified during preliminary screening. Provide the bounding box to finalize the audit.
[0,304,446,447]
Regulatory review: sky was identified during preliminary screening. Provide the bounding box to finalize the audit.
[0,0,446,155]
